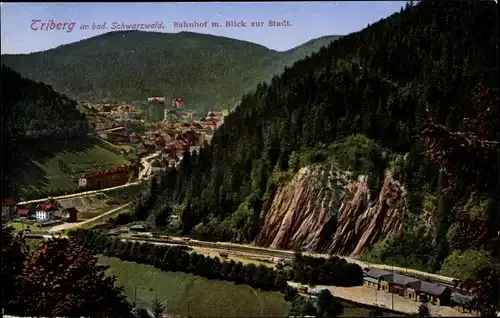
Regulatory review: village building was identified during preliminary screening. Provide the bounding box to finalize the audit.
[363,268,453,306]
[129,132,142,143]
[63,207,79,223]
[101,105,112,112]
[130,224,151,232]
[162,150,180,167]
[16,208,33,218]
[153,137,166,148]
[450,292,476,314]
[78,164,138,190]
[181,130,202,146]
[98,126,130,143]
[35,203,58,221]
[148,97,166,105]
[2,198,17,220]
[56,201,80,223]
[138,142,157,156]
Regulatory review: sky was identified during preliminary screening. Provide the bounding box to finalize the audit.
[1,2,405,55]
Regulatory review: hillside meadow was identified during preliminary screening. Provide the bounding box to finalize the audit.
[17,140,130,200]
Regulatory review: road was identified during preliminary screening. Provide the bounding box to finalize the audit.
[17,181,144,205]
[138,151,161,179]
[48,203,132,233]
[17,159,156,205]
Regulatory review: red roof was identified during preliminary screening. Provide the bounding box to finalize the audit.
[84,164,138,178]
[182,130,199,144]
[16,209,31,216]
[139,142,156,150]
[3,198,17,206]
[172,140,188,150]
[37,203,58,212]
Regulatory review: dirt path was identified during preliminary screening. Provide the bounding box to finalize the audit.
[48,203,132,233]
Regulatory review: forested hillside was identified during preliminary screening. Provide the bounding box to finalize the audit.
[1,32,339,113]
[1,66,90,198]
[130,0,499,279]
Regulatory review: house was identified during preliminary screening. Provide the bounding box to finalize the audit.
[148,97,166,105]
[101,105,112,112]
[79,164,139,190]
[171,140,189,157]
[35,203,58,221]
[64,207,79,223]
[130,224,151,232]
[363,268,452,306]
[451,292,476,314]
[16,208,32,218]
[363,268,393,290]
[2,198,17,220]
[182,130,201,146]
[153,137,166,148]
[191,122,203,130]
[138,142,157,155]
[387,273,421,297]
[171,97,184,108]
[297,286,308,295]
[150,159,167,173]
[129,133,142,143]
[99,126,130,142]
[162,149,180,167]
[416,281,451,306]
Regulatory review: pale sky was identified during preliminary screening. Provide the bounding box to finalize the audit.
[1,2,405,54]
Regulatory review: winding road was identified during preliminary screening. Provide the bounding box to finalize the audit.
[17,151,161,206]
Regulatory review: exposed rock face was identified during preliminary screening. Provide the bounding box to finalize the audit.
[255,166,407,256]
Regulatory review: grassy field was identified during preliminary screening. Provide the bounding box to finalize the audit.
[18,142,130,198]
[80,205,132,229]
[7,221,47,234]
[99,256,289,317]
[26,238,43,251]
[98,256,403,317]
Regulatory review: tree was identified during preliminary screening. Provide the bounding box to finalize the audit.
[133,308,152,318]
[16,238,132,317]
[470,266,500,317]
[1,226,28,314]
[289,296,317,317]
[316,289,343,317]
[420,85,498,196]
[368,308,385,317]
[151,293,165,318]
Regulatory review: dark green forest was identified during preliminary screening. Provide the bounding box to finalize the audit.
[126,0,499,277]
[1,65,90,198]
[1,32,339,114]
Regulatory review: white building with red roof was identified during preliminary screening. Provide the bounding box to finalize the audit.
[35,203,58,221]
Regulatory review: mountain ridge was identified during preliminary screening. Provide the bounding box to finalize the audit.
[1,31,340,113]
[141,0,498,282]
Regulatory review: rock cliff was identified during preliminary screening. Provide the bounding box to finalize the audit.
[255,166,407,256]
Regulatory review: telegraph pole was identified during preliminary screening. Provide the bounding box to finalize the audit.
[134,285,137,307]
[391,264,394,311]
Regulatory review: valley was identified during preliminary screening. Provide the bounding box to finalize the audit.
[2,1,499,317]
